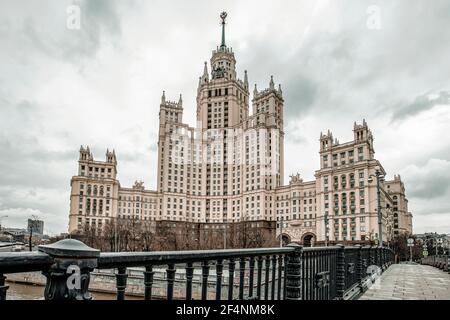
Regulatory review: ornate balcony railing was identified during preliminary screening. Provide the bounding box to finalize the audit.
[0,239,394,301]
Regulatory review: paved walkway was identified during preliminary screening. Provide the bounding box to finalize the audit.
[359,263,450,300]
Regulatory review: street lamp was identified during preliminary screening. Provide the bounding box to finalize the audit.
[368,169,385,247]
[0,215,8,231]
[279,216,283,247]
[324,213,329,247]
[222,224,227,249]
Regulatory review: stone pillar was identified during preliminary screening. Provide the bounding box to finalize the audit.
[285,243,303,300]
[38,239,100,300]
[336,244,345,300]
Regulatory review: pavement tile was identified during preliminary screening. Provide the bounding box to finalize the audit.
[358,264,450,301]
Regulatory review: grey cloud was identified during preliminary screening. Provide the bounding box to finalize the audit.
[284,75,318,118]
[401,159,450,200]
[0,186,67,218]
[65,0,123,58]
[1,1,450,233]
[12,0,125,64]
[391,91,450,122]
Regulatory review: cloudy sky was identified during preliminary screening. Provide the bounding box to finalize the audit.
[1,0,449,235]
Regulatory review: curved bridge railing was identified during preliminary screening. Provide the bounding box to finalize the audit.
[0,239,394,300]
[421,255,450,273]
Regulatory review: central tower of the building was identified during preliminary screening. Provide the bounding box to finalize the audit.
[155,12,284,224]
[196,11,249,130]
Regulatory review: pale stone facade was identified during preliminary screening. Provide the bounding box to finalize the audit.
[68,14,413,245]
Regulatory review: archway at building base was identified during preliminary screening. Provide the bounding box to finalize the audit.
[277,233,291,246]
[301,232,316,247]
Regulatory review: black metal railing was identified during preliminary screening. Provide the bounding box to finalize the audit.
[421,255,450,273]
[0,239,394,301]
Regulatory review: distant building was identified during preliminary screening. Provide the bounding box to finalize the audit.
[28,219,44,235]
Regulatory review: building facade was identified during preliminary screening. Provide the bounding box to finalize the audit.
[68,13,413,246]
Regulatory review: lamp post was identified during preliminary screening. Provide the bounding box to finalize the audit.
[0,215,7,231]
[114,217,118,252]
[279,216,283,247]
[324,213,329,247]
[223,224,227,249]
[368,169,385,247]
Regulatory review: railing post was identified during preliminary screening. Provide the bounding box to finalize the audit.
[285,243,303,300]
[447,253,450,274]
[336,244,345,300]
[38,239,100,300]
[116,267,128,300]
[375,246,380,268]
[0,273,8,300]
[355,245,363,293]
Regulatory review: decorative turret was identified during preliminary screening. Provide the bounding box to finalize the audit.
[253,76,283,100]
[106,148,117,164]
[353,119,370,142]
[201,62,209,84]
[160,91,183,109]
[79,145,93,161]
[253,84,258,96]
[320,130,333,151]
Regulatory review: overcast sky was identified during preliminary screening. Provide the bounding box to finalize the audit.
[1,0,449,235]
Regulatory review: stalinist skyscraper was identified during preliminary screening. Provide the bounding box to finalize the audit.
[156,11,284,224]
[68,13,412,247]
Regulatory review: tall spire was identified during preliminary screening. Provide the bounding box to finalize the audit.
[269,75,275,90]
[161,90,166,103]
[201,61,209,83]
[244,70,248,88]
[220,11,227,49]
